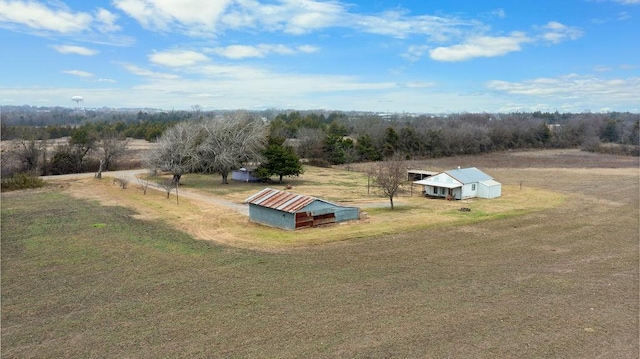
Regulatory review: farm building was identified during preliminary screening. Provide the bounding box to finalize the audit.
[407,169,438,181]
[244,188,360,230]
[413,167,501,200]
[231,167,261,182]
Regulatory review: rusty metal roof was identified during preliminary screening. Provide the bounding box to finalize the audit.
[244,188,317,213]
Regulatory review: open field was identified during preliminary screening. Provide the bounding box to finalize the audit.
[2,149,639,358]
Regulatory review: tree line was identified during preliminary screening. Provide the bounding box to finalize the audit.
[270,111,639,165]
[1,108,638,183]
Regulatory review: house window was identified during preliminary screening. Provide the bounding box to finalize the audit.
[472,184,476,191]
[441,187,445,195]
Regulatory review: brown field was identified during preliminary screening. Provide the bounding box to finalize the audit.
[1,149,638,358]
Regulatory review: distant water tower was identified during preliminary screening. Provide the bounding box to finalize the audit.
[71,95,83,110]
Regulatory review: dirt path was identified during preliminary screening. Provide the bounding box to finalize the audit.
[42,170,250,216]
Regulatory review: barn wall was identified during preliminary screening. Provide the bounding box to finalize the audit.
[248,204,295,230]
[301,201,360,222]
[334,207,360,222]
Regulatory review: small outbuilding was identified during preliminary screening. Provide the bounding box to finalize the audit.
[232,167,261,182]
[244,188,360,230]
[407,169,438,181]
[413,167,501,200]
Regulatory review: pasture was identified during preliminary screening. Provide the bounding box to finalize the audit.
[1,149,638,358]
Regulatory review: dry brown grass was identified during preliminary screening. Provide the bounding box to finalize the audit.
[2,149,638,358]
[57,162,565,251]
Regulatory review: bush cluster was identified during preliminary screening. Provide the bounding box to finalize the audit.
[1,173,45,192]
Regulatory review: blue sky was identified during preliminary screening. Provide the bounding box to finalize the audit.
[1,0,638,113]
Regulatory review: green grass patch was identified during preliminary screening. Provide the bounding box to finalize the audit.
[2,162,638,358]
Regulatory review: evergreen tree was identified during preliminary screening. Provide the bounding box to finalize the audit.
[256,137,304,183]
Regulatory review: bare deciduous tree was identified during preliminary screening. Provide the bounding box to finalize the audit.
[10,136,46,173]
[373,154,406,210]
[145,113,267,188]
[113,177,129,189]
[160,179,178,204]
[143,121,200,186]
[193,115,267,184]
[99,131,130,172]
[137,176,150,195]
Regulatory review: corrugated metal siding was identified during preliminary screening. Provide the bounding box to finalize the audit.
[246,188,360,230]
[248,204,296,230]
[245,188,315,213]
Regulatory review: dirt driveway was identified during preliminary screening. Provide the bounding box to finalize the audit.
[42,170,249,216]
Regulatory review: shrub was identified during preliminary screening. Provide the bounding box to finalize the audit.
[1,172,45,192]
[306,158,332,168]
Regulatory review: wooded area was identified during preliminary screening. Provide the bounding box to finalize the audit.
[1,106,638,185]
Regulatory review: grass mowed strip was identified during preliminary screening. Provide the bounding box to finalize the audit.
[2,157,638,358]
[147,166,564,248]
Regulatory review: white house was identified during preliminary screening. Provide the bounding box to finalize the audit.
[413,167,501,200]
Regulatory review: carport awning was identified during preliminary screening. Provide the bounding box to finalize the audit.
[413,180,461,189]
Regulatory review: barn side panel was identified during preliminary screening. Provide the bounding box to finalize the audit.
[248,204,296,230]
[300,201,360,224]
[333,207,360,222]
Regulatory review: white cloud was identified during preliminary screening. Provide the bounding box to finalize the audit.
[429,32,532,62]
[94,8,121,32]
[97,78,117,83]
[612,0,640,4]
[113,0,233,33]
[63,70,94,78]
[113,0,473,41]
[538,21,582,44]
[619,64,639,70]
[228,0,346,34]
[401,45,430,61]
[351,10,474,41]
[491,9,506,18]
[210,44,318,59]
[487,75,640,108]
[51,45,99,56]
[297,45,320,53]
[0,0,92,33]
[122,63,180,79]
[148,50,210,67]
[593,65,613,72]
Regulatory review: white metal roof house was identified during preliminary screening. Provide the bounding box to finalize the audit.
[244,188,360,230]
[413,167,501,200]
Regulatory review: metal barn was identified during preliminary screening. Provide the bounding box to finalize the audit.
[244,188,360,230]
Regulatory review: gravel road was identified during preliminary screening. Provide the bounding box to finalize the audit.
[41,170,250,216]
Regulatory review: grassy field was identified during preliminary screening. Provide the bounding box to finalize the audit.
[130,162,566,249]
[2,149,638,358]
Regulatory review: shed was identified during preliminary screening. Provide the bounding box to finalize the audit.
[413,167,501,200]
[407,169,438,181]
[232,167,261,182]
[244,188,360,230]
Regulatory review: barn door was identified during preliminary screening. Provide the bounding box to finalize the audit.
[295,212,336,229]
[312,213,336,227]
[295,212,313,229]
